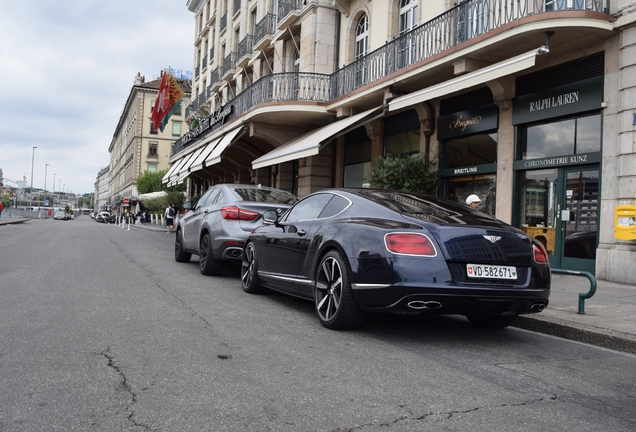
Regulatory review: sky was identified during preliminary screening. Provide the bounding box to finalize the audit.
[0,0,194,195]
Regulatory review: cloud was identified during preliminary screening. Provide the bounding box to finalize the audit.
[0,0,193,195]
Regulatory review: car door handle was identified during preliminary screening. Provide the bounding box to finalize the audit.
[297,230,306,236]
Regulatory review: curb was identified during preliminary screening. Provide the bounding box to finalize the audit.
[513,315,636,355]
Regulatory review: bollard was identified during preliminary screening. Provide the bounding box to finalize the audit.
[551,269,597,314]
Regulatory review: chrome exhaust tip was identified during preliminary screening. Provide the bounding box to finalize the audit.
[407,301,442,310]
[530,303,546,312]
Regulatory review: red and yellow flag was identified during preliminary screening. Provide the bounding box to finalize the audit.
[151,71,185,132]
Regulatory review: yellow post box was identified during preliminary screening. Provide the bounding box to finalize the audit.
[615,205,636,240]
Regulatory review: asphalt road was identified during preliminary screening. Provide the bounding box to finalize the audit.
[1,217,635,431]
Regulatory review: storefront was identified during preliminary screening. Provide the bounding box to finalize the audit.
[438,101,498,217]
[512,57,604,273]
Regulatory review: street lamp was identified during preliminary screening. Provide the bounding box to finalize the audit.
[53,173,57,206]
[44,163,49,194]
[30,146,37,209]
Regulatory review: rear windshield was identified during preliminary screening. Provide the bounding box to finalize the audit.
[361,190,502,226]
[231,187,298,205]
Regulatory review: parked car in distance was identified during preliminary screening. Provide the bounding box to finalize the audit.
[53,211,67,220]
[175,184,298,276]
[241,188,551,330]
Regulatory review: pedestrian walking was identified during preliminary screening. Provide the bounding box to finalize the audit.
[165,204,175,233]
[172,205,180,232]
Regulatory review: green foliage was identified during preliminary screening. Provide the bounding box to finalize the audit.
[368,153,440,195]
[141,190,186,213]
[136,170,168,194]
[2,193,10,208]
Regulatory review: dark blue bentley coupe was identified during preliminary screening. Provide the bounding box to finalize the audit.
[241,189,551,330]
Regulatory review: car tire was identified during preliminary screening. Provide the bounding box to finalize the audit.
[174,229,192,263]
[199,233,224,276]
[314,250,366,330]
[466,314,517,329]
[241,242,264,293]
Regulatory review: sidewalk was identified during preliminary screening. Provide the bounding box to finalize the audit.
[514,273,636,355]
[4,217,635,354]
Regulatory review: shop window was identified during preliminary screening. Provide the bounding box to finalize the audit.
[385,130,420,156]
[444,133,497,168]
[519,169,558,228]
[344,126,372,188]
[521,113,601,159]
[445,174,496,217]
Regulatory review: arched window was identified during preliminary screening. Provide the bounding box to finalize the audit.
[354,14,369,87]
[355,14,368,60]
[398,0,418,36]
[398,0,418,67]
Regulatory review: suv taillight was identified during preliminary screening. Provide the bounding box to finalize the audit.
[533,243,549,264]
[221,206,260,221]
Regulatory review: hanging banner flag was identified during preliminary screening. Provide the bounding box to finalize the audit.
[150,70,185,132]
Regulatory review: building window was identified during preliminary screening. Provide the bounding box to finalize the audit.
[398,0,418,67]
[150,123,158,134]
[354,14,369,87]
[520,113,601,160]
[172,122,182,136]
[147,164,157,173]
[148,141,158,157]
[344,126,372,188]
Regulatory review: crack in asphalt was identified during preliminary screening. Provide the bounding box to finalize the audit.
[101,347,155,431]
[338,395,558,431]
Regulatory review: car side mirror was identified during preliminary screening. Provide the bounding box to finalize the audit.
[263,210,279,224]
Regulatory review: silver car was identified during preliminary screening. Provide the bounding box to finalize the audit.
[175,184,298,275]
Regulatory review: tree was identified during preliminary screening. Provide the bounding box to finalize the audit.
[368,153,440,195]
[136,170,167,194]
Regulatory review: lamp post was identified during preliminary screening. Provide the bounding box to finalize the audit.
[30,146,37,209]
[44,163,49,197]
[59,180,62,209]
[53,173,57,207]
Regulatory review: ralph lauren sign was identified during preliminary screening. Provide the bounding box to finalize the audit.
[437,104,498,140]
[513,76,603,125]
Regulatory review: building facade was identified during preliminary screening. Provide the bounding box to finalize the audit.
[94,166,110,212]
[108,73,191,207]
[172,0,636,283]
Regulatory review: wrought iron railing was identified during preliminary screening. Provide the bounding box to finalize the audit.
[254,13,277,46]
[277,0,304,25]
[237,35,253,61]
[209,68,219,87]
[174,0,611,155]
[222,52,237,76]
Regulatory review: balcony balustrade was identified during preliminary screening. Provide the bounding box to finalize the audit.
[277,0,303,28]
[222,52,237,78]
[254,14,277,50]
[237,35,253,66]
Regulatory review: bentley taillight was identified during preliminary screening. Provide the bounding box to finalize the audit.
[385,233,437,256]
[533,243,549,263]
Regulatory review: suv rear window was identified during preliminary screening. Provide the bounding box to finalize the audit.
[231,187,297,205]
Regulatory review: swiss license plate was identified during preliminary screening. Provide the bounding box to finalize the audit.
[466,264,517,280]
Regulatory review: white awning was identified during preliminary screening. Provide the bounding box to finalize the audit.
[204,126,247,167]
[161,155,185,183]
[189,136,223,173]
[163,153,194,184]
[251,107,383,170]
[388,46,549,112]
[177,146,207,176]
